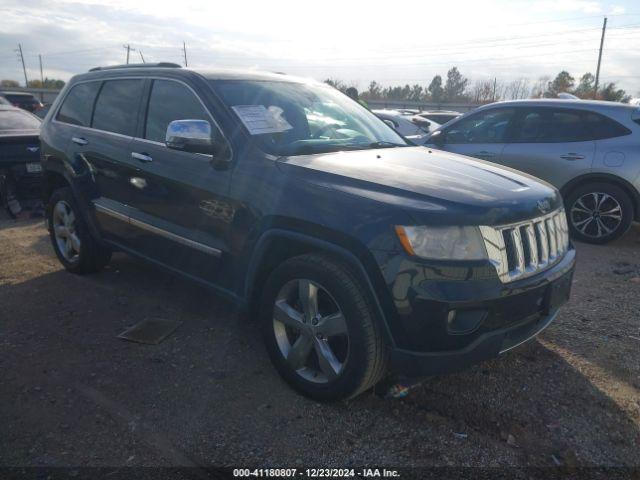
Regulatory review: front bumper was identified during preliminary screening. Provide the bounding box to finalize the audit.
[383,249,575,377]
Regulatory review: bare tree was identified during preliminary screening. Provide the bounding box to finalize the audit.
[505,78,531,100]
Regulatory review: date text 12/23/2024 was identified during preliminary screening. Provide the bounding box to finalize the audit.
[233,469,401,478]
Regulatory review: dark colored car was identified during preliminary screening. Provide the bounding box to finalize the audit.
[0,91,44,113]
[39,64,575,400]
[0,105,42,216]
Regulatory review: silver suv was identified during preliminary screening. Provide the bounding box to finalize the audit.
[427,99,640,244]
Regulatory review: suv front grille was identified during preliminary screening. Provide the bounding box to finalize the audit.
[479,209,569,283]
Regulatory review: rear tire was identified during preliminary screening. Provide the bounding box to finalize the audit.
[565,182,633,244]
[260,253,387,401]
[47,187,111,273]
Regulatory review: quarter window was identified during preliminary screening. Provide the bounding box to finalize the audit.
[56,82,101,127]
[144,80,210,143]
[583,112,631,140]
[92,79,144,136]
[445,109,514,144]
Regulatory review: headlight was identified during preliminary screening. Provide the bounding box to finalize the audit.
[395,225,487,260]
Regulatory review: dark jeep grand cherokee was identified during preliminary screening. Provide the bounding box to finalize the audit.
[40,64,575,400]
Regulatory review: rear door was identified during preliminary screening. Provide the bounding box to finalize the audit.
[500,107,595,189]
[126,78,233,283]
[63,78,145,244]
[433,107,515,162]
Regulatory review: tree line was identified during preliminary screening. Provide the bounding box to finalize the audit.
[325,67,632,104]
[1,78,66,89]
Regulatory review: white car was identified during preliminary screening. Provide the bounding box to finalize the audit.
[373,109,440,145]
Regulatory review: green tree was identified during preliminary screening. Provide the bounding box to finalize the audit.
[443,67,469,102]
[573,73,595,98]
[1,79,20,88]
[428,75,444,102]
[598,82,630,102]
[545,71,575,97]
[27,78,65,89]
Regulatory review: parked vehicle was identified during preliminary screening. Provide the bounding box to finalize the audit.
[0,105,42,217]
[416,110,462,125]
[0,91,44,113]
[426,100,640,244]
[40,64,575,400]
[373,109,439,145]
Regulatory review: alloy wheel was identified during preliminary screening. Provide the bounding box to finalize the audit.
[52,200,81,263]
[272,279,350,383]
[570,192,623,239]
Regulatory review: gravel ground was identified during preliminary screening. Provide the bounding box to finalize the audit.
[1,214,639,473]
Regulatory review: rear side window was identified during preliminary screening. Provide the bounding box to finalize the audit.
[144,80,210,143]
[92,79,144,136]
[511,109,591,143]
[583,112,631,139]
[4,94,36,103]
[56,82,100,127]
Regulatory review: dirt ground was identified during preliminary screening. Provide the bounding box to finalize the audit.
[1,214,639,474]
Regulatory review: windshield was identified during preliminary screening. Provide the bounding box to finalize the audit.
[210,80,407,156]
[0,109,41,131]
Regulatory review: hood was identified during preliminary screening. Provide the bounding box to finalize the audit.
[277,146,561,225]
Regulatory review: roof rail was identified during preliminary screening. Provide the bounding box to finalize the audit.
[89,62,182,72]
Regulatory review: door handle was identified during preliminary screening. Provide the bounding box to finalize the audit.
[131,152,153,163]
[474,151,496,158]
[560,153,585,161]
[72,137,88,146]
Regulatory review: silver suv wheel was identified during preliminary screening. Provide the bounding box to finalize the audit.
[52,200,81,263]
[570,192,623,239]
[272,279,349,384]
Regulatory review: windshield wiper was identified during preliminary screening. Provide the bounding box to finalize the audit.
[367,141,408,149]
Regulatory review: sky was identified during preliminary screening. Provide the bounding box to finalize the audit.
[0,0,639,95]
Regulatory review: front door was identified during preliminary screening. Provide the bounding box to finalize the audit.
[432,107,516,162]
[125,78,234,285]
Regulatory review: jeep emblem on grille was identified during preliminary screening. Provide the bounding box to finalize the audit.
[26,146,39,153]
[537,199,551,214]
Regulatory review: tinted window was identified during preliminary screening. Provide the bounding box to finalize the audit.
[583,112,631,140]
[56,82,101,127]
[445,109,514,144]
[512,109,590,143]
[0,110,41,131]
[92,79,144,136]
[145,80,209,143]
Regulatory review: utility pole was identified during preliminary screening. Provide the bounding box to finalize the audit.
[183,41,188,67]
[123,44,131,64]
[139,51,145,63]
[492,77,497,102]
[39,54,45,102]
[17,44,28,87]
[594,17,607,99]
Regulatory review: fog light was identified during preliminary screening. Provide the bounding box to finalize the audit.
[447,309,486,334]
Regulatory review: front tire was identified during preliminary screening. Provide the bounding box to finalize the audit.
[260,253,387,401]
[47,187,111,273]
[565,182,633,244]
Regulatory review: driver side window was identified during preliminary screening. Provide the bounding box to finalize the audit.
[445,108,515,144]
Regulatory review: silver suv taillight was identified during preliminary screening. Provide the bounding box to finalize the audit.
[480,209,569,283]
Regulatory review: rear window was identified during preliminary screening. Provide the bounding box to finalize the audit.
[92,79,144,136]
[0,109,41,131]
[3,94,36,103]
[511,109,591,143]
[632,108,640,126]
[583,112,631,140]
[56,82,101,127]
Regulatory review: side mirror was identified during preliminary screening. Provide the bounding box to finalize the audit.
[166,119,216,155]
[429,129,445,146]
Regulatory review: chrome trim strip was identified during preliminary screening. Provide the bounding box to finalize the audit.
[480,208,569,284]
[93,201,221,257]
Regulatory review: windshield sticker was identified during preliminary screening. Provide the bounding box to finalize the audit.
[231,105,293,135]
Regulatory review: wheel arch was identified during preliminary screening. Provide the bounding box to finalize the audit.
[560,173,640,221]
[244,228,397,348]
